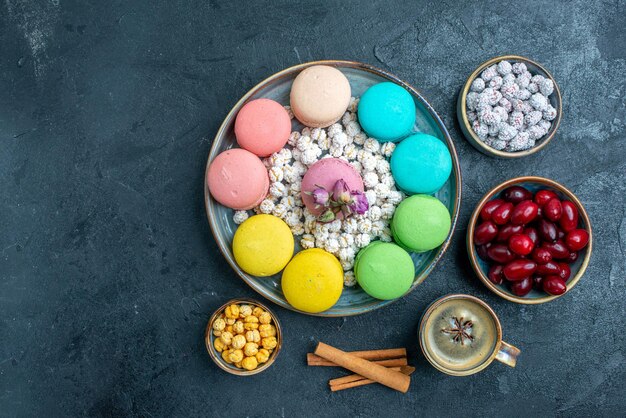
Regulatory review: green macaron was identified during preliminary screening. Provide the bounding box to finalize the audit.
[391,195,451,253]
[354,242,415,300]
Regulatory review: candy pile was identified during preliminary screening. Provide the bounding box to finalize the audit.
[466,60,557,152]
[212,303,278,371]
[474,185,589,297]
[233,98,403,287]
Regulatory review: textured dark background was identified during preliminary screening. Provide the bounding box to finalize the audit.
[1,0,625,416]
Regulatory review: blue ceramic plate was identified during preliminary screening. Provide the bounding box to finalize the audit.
[467,176,592,304]
[204,60,462,316]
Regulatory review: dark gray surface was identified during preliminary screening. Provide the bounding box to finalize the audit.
[1,0,625,416]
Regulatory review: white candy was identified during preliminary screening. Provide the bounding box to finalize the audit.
[343,218,358,234]
[497,60,512,75]
[466,92,480,111]
[300,234,315,249]
[270,182,287,198]
[512,62,527,74]
[233,210,249,224]
[386,190,403,205]
[543,105,557,121]
[259,199,275,214]
[375,159,391,174]
[358,219,373,234]
[361,154,377,172]
[539,78,554,96]
[281,196,296,208]
[470,78,485,92]
[480,65,498,81]
[368,206,382,221]
[324,238,340,255]
[272,203,287,218]
[348,97,359,113]
[343,143,358,161]
[282,165,298,183]
[530,93,548,111]
[327,123,343,138]
[380,203,396,219]
[343,271,357,287]
[296,135,312,151]
[525,111,543,127]
[363,171,379,188]
[289,181,301,194]
[345,120,361,137]
[288,131,300,147]
[328,219,342,233]
[269,166,283,182]
[342,111,356,125]
[498,124,518,141]
[355,233,370,248]
[363,138,380,153]
[339,233,354,248]
[290,224,304,236]
[310,128,326,142]
[301,146,321,165]
[353,132,367,145]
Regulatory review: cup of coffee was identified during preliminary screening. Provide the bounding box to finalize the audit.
[418,294,520,376]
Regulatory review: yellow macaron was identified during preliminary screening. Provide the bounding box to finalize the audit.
[233,214,294,277]
[281,249,343,313]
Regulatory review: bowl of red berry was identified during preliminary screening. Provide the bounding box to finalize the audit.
[467,176,592,304]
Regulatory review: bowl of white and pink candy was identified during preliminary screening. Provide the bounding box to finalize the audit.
[457,55,562,158]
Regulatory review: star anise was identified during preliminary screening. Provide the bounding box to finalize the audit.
[441,317,474,345]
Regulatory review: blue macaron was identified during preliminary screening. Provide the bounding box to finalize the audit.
[390,133,452,195]
[357,82,416,143]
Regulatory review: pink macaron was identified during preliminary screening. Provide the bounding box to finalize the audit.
[301,158,364,217]
[207,148,269,210]
[234,98,291,157]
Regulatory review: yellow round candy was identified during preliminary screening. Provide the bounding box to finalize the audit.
[233,214,294,276]
[281,248,343,313]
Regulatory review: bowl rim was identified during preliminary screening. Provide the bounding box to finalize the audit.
[466,176,593,304]
[458,54,563,158]
[204,59,462,317]
[205,298,283,376]
[418,293,503,376]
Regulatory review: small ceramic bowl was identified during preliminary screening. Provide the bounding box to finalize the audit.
[457,55,562,158]
[205,298,282,375]
[467,176,592,304]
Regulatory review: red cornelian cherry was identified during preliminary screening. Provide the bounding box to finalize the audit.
[524,227,539,246]
[565,229,589,252]
[492,202,514,225]
[542,241,570,259]
[537,261,561,275]
[503,259,537,281]
[488,264,505,285]
[532,275,544,290]
[560,201,579,232]
[558,262,571,281]
[503,186,533,204]
[544,198,562,222]
[511,276,533,296]
[487,244,515,264]
[566,251,579,263]
[474,221,498,245]
[510,200,539,225]
[481,199,505,221]
[534,189,558,207]
[497,224,524,242]
[508,234,534,256]
[543,275,567,295]
[538,218,558,242]
[532,247,552,264]
[477,244,491,261]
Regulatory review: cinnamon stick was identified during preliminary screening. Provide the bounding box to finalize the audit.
[307,348,406,364]
[308,356,407,368]
[314,342,411,393]
[329,367,402,386]
[330,366,415,392]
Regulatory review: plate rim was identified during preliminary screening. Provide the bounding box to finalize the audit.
[204,59,463,317]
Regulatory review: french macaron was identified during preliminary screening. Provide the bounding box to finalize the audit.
[390,133,452,195]
[357,82,416,143]
[207,148,269,210]
[391,195,451,253]
[233,214,294,277]
[234,98,292,157]
[281,248,343,313]
[300,158,364,218]
[354,242,415,300]
[290,65,351,128]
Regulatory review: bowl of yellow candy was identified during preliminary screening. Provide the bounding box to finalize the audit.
[205,298,282,375]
